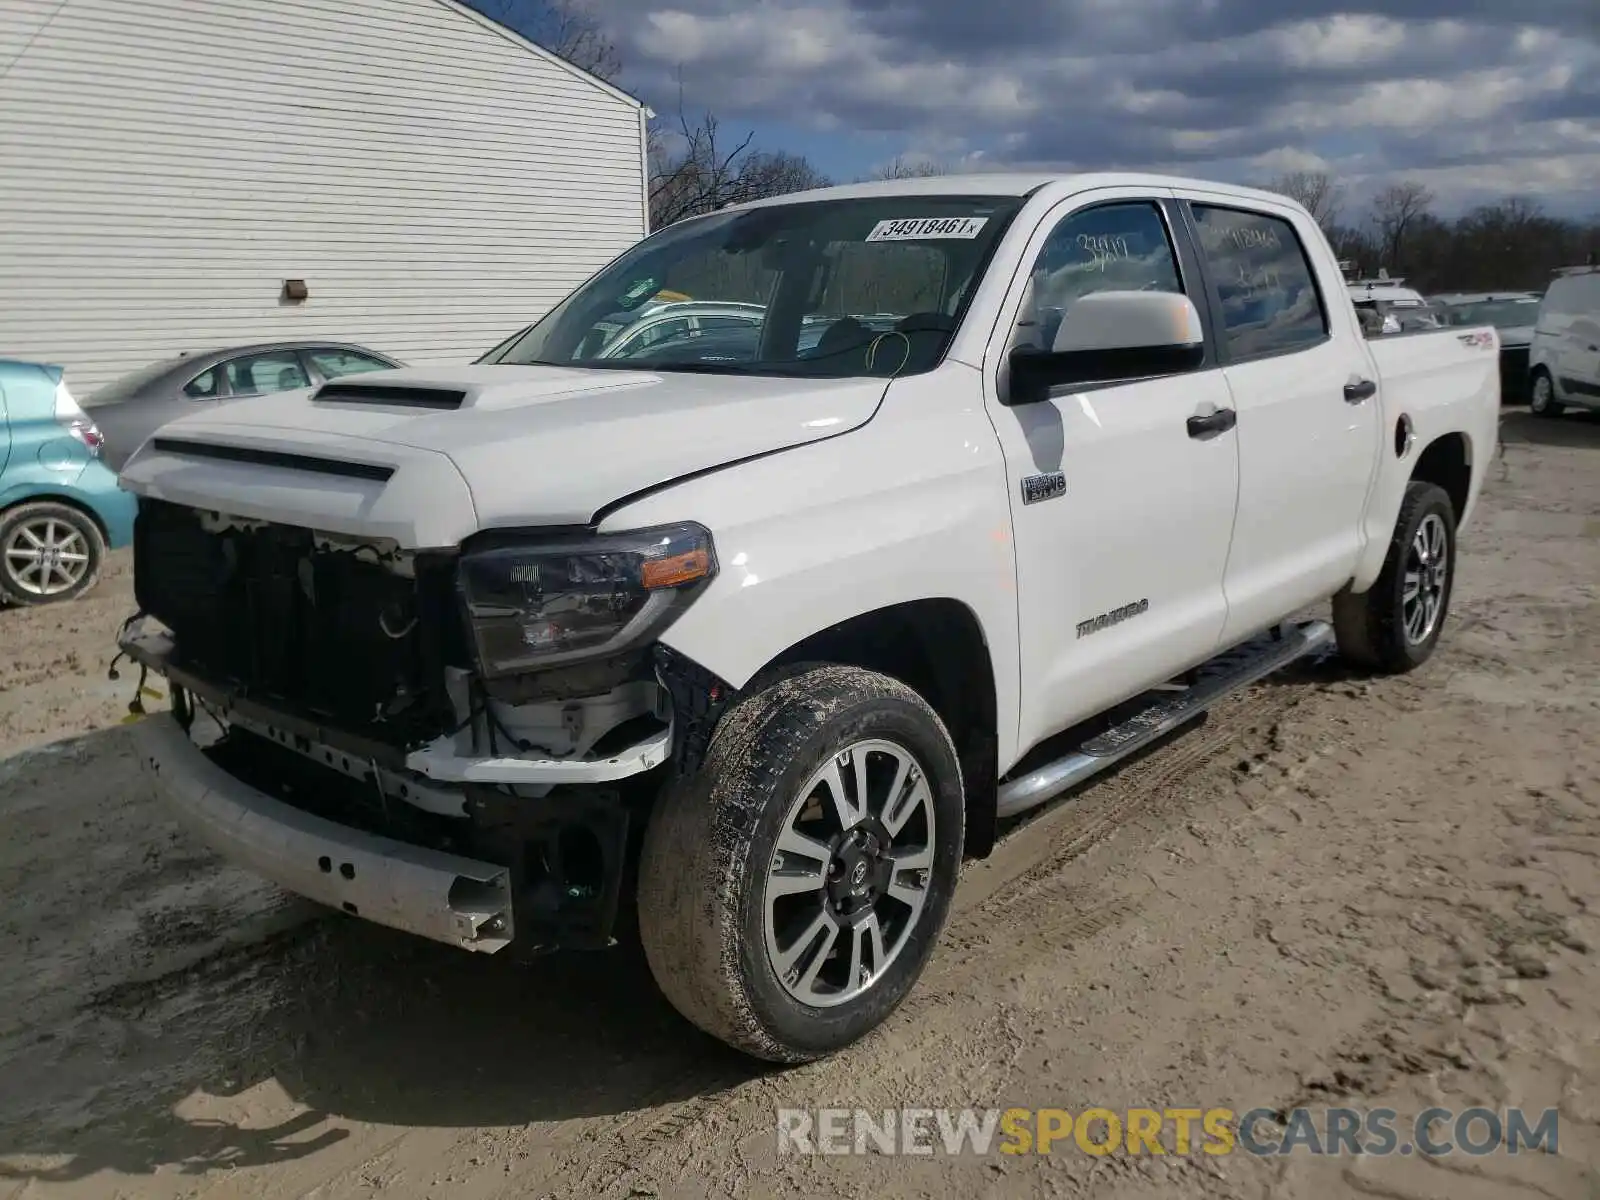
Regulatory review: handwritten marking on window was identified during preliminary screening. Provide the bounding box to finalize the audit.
[1201,221,1285,256]
[1076,232,1132,271]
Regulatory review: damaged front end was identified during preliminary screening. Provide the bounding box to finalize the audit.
[119,498,733,954]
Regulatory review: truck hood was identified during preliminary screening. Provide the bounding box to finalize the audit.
[118,365,887,547]
[1498,324,1533,349]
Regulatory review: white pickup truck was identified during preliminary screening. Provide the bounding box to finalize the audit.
[116,174,1500,1062]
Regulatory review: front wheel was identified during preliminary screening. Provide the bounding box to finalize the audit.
[637,664,965,1062]
[1333,481,1456,673]
[1529,370,1563,417]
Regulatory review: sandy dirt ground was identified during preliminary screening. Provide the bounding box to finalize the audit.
[1,408,1598,1199]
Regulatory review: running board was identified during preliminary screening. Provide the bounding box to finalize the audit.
[995,620,1334,820]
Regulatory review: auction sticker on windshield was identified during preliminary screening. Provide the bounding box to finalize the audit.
[866,216,989,242]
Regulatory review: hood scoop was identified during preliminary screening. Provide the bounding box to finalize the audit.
[314,382,467,410]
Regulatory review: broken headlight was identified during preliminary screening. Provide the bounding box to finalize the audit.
[457,523,716,677]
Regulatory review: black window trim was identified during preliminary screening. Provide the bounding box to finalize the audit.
[997,194,1222,401]
[1179,199,1333,366]
[180,362,224,401]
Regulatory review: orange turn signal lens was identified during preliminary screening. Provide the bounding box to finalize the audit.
[641,547,712,589]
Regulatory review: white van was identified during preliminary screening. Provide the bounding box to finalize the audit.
[1528,266,1600,416]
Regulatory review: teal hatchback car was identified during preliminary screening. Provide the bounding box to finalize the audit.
[0,359,135,605]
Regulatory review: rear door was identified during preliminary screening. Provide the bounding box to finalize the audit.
[1177,194,1382,644]
[981,188,1242,755]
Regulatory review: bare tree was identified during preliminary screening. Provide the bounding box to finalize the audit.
[475,0,623,82]
[873,156,949,181]
[647,89,829,228]
[1263,170,1343,230]
[1370,180,1435,274]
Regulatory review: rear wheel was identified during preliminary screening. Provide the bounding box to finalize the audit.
[1529,370,1563,417]
[637,664,964,1062]
[0,502,105,605]
[1333,481,1456,673]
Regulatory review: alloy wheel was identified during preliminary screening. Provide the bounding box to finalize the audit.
[3,518,90,597]
[1402,512,1449,646]
[763,739,937,1008]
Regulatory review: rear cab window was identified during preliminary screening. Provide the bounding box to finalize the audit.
[1191,205,1329,359]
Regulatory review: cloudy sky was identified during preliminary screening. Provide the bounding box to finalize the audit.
[490,0,1600,217]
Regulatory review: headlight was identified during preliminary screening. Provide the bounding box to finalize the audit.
[457,523,716,677]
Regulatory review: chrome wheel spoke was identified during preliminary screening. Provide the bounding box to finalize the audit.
[888,842,933,872]
[774,909,836,976]
[778,909,840,994]
[847,912,887,988]
[819,757,866,831]
[887,870,930,913]
[776,826,831,864]
[768,864,826,898]
[882,761,929,837]
[879,755,912,827]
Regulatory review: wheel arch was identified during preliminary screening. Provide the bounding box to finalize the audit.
[1409,431,1471,529]
[0,490,111,543]
[753,598,1002,858]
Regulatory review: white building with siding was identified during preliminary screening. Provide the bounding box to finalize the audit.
[0,0,648,391]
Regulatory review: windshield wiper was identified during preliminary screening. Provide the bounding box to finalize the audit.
[503,358,805,377]
[645,361,766,374]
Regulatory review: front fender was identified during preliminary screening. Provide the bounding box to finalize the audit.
[598,369,1023,769]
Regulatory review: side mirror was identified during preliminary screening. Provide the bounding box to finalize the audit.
[1005,291,1206,406]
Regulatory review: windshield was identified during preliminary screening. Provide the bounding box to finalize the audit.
[485,195,1025,378]
[1441,299,1539,329]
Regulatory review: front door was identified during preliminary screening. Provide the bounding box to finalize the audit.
[982,191,1241,758]
[1178,197,1382,643]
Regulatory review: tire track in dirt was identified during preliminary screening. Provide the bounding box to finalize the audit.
[2,666,1322,1200]
[514,675,1321,1196]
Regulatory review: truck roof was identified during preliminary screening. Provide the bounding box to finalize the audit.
[726,172,1308,212]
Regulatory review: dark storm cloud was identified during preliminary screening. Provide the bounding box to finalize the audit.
[846,0,1595,59]
[604,0,1600,208]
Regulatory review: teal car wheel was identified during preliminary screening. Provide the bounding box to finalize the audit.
[0,501,105,605]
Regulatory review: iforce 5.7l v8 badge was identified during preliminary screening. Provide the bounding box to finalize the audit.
[1021,471,1066,505]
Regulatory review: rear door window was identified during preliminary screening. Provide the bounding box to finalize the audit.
[1191,205,1328,360]
[225,352,311,396]
[306,348,392,379]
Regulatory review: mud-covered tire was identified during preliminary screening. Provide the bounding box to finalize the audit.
[637,664,964,1062]
[0,501,105,606]
[1529,370,1563,417]
[1333,481,1456,673]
